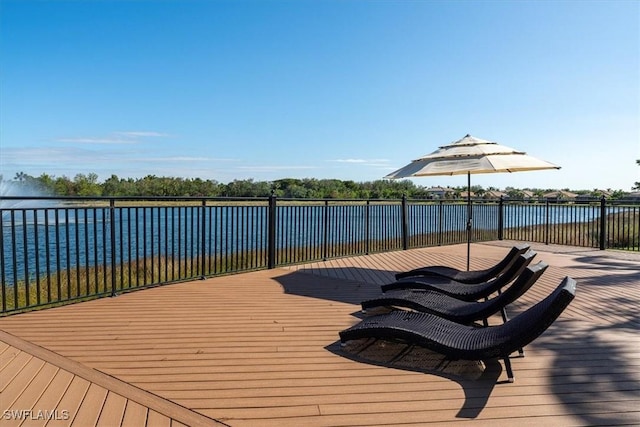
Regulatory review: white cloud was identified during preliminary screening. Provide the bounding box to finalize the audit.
[236,165,318,172]
[55,130,171,145]
[1,146,107,163]
[331,158,390,164]
[55,137,137,144]
[135,156,238,162]
[332,159,368,163]
[114,131,171,138]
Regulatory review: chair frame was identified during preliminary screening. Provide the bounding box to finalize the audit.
[381,250,537,301]
[340,277,577,382]
[395,244,530,283]
[363,261,548,325]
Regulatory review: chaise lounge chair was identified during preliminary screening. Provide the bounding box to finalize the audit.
[339,276,577,382]
[381,250,536,301]
[395,243,530,282]
[362,261,548,325]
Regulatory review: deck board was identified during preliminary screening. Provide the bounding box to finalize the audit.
[28,370,76,427]
[1,241,639,426]
[95,392,127,427]
[69,383,109,427]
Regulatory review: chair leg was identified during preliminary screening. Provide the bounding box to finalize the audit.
[500,308,525,356]
[500,307,509,323]
[503,357,515,383]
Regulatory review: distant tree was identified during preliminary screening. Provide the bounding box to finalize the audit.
[610,190,627,199]
[222,179,270,197]
[74,173,102,196]
[589,189,603,198]
[532,189,546,198]
[634,160,640,190]
[53,176,75,195]
[10,171,635,199]
[506,187,524,199]
[103,174,124,196]
[34,173,56,194]
[184,178,221,197]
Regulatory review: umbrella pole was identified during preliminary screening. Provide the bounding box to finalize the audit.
[466,172,471,271]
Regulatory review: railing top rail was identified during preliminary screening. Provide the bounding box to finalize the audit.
[0,195,272,202]
[1,195,638,206]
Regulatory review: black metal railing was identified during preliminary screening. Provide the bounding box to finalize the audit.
[1,195,638,315]
[500,197,639,250]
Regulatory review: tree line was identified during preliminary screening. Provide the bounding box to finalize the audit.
[5,173,431,199]
[1,172,633,200]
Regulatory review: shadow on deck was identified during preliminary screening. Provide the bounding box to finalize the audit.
[1,241,639,426]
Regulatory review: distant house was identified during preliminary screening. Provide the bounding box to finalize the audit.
[622,191,640,201]
[521,190,535,200]
[575,194,598,203]
[575,189,614,202]
[483,190,507,199]
[543,190,577,202]
[425,186,454,199]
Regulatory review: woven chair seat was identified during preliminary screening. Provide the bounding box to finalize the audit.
[381,250,536,301]
[395,244,530,283]
[362,261,548,324]
[340,276,576,382]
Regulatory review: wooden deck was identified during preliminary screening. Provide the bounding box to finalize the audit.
[1,241,639,426]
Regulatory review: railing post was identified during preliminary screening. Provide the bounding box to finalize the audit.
[545,198,550,245]
[438,200,443,246]
[365,200,370,255]
[267,191,277,269]
[498,196,504,241]
[323,200,329,261]
[200,199,207,278]
[599,195,606,250]
[401,194,409,250]
[109,199,117,297]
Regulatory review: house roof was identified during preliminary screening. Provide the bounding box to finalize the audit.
[543,190,578,199]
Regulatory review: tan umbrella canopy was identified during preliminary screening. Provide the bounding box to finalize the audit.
[386,134,560,269]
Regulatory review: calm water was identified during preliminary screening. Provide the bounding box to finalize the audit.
[0,202,623,282]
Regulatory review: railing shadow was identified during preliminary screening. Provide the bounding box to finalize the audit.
[572,255,640,273]
[533,319,640,426]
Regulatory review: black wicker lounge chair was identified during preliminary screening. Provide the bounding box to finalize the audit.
[380,250,536,301]
[395,243,530,282]
[362,261,548,325]
[340,276,577,382]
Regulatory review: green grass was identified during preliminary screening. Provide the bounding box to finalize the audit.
[503,211,639,250]
[1,233,413,315]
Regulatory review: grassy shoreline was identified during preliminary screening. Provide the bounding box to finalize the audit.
[2,212,637,315]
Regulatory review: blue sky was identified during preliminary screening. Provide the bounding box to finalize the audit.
[1,0,638,191]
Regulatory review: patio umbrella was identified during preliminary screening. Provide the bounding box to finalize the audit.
[385,134,560,269]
